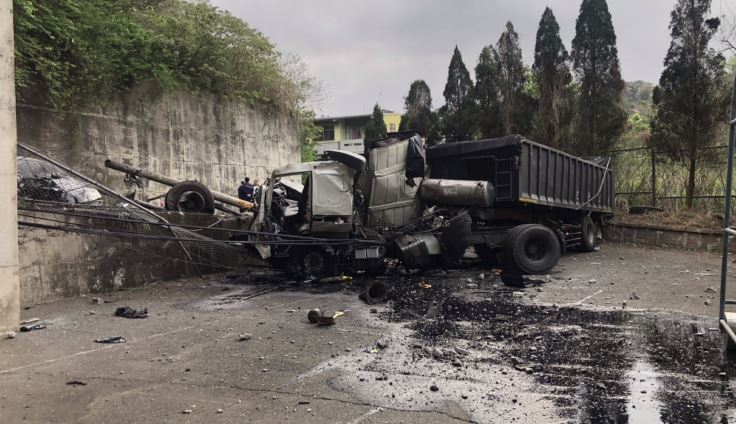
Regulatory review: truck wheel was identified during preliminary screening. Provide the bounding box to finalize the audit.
[580,215,596,251]
[506,224,561,275]
[165,181,215,214]
[293,248,334,279]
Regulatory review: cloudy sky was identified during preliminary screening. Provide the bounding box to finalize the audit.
[211,0,732,116]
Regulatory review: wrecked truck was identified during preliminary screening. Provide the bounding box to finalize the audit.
[418,135,613,279]
[247,132,612,282]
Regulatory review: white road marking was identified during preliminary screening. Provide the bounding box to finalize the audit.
[347,407,383,424]
[575,289,603,305]
[0,325,195,375]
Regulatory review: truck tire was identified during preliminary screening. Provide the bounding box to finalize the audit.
[292,248,335,279]
[506,224,561,275]
[580,215,596,251]
[165,181,215,214]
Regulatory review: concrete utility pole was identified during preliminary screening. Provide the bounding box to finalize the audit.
[0,0,20,331]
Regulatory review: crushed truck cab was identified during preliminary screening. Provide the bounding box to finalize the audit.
[250,150,385,278]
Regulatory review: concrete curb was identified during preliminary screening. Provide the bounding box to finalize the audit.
[604,222,732,253]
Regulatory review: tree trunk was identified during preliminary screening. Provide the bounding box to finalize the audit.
[686,156,697,209]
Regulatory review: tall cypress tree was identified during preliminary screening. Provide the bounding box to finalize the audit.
[650,0,728,208]
[497,21,528,135]
[363,103,387,151]
[440,46,476,142]
[532,7,574,149]
[571,0,626,154]
[474,46,503,139]
[399,80,440,144]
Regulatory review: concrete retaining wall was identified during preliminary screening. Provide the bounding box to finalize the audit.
[604,222,733,253]
[16,90,299,305]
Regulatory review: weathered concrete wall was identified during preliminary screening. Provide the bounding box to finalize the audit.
[16,89,299,305]
[0,0,20,331]
[604,222,733,253]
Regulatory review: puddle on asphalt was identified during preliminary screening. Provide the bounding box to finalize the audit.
[378,277,736,423]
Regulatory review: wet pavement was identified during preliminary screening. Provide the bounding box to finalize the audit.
[2,243,736,423]
[379,277,736,422]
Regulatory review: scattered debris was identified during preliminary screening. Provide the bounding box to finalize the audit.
[216,408,224,414]
[114,306,148,319]
[430,384,439,392]
[360,280,388,304]
[19,323,46,332]
[705,300,713,306]
[418,281,432,289]
[91,297,105,305]
[238,333,252,341]
[705,287,717,293]
[182,409,192,414]
[19,317,40,325]
[66,380,87,386]
[376,339,389,349]
[315,310,345,326]
[588,279,597,284]
[307,308,323,323]
[94,336,126,344]
[630,291,640,300]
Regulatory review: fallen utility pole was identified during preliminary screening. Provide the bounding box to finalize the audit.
[19,143,204,279]
[105,159,254,211]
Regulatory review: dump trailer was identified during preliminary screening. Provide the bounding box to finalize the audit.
[416,134,613,279]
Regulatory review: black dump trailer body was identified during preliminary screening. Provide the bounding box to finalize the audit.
[426,135,613,214]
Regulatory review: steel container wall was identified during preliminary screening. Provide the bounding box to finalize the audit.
[426,135,613,213]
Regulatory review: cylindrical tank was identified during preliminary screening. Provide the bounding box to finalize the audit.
[420,179,495,208]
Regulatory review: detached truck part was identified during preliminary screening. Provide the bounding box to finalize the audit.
[104,159,254,212]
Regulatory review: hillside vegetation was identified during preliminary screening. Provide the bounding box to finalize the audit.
[13,0,309,111]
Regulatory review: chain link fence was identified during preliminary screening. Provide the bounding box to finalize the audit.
[606,145,731,211]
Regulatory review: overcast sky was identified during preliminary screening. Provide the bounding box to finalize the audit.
[211,0,733,116]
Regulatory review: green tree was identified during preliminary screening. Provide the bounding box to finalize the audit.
[570,0,627,154]
[532,7,574,149]
[399,80,440,144]
[299,110,321,163]
[439,46,476,142]
[474,46,503,139]
[364,103,387,146]
[650,0,728,208]
[497,21,532,135]
[13,0,308,111]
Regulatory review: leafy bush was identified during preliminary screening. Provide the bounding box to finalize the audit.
[14,0,308,111]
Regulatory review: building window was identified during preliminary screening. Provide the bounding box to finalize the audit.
[346,125,361,139]
[388,123,397,132]
[320,125,335,141]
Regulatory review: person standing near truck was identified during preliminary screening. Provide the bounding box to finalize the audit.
[238,178,254,202]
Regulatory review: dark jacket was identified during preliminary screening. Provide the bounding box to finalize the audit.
[238,183,254,201]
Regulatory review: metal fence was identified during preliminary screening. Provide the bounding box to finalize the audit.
[606,144,731,211]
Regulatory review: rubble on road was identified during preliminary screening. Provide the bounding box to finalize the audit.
[114,306,149,319]
[94,336,126,344]
[19,323,46,332]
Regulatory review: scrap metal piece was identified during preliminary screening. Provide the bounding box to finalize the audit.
[307,308,323,323]
[94,336,126,344]
[359,280,388,304]
[315,310,344,326]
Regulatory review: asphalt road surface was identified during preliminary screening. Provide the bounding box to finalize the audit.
[1,243,735,423]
